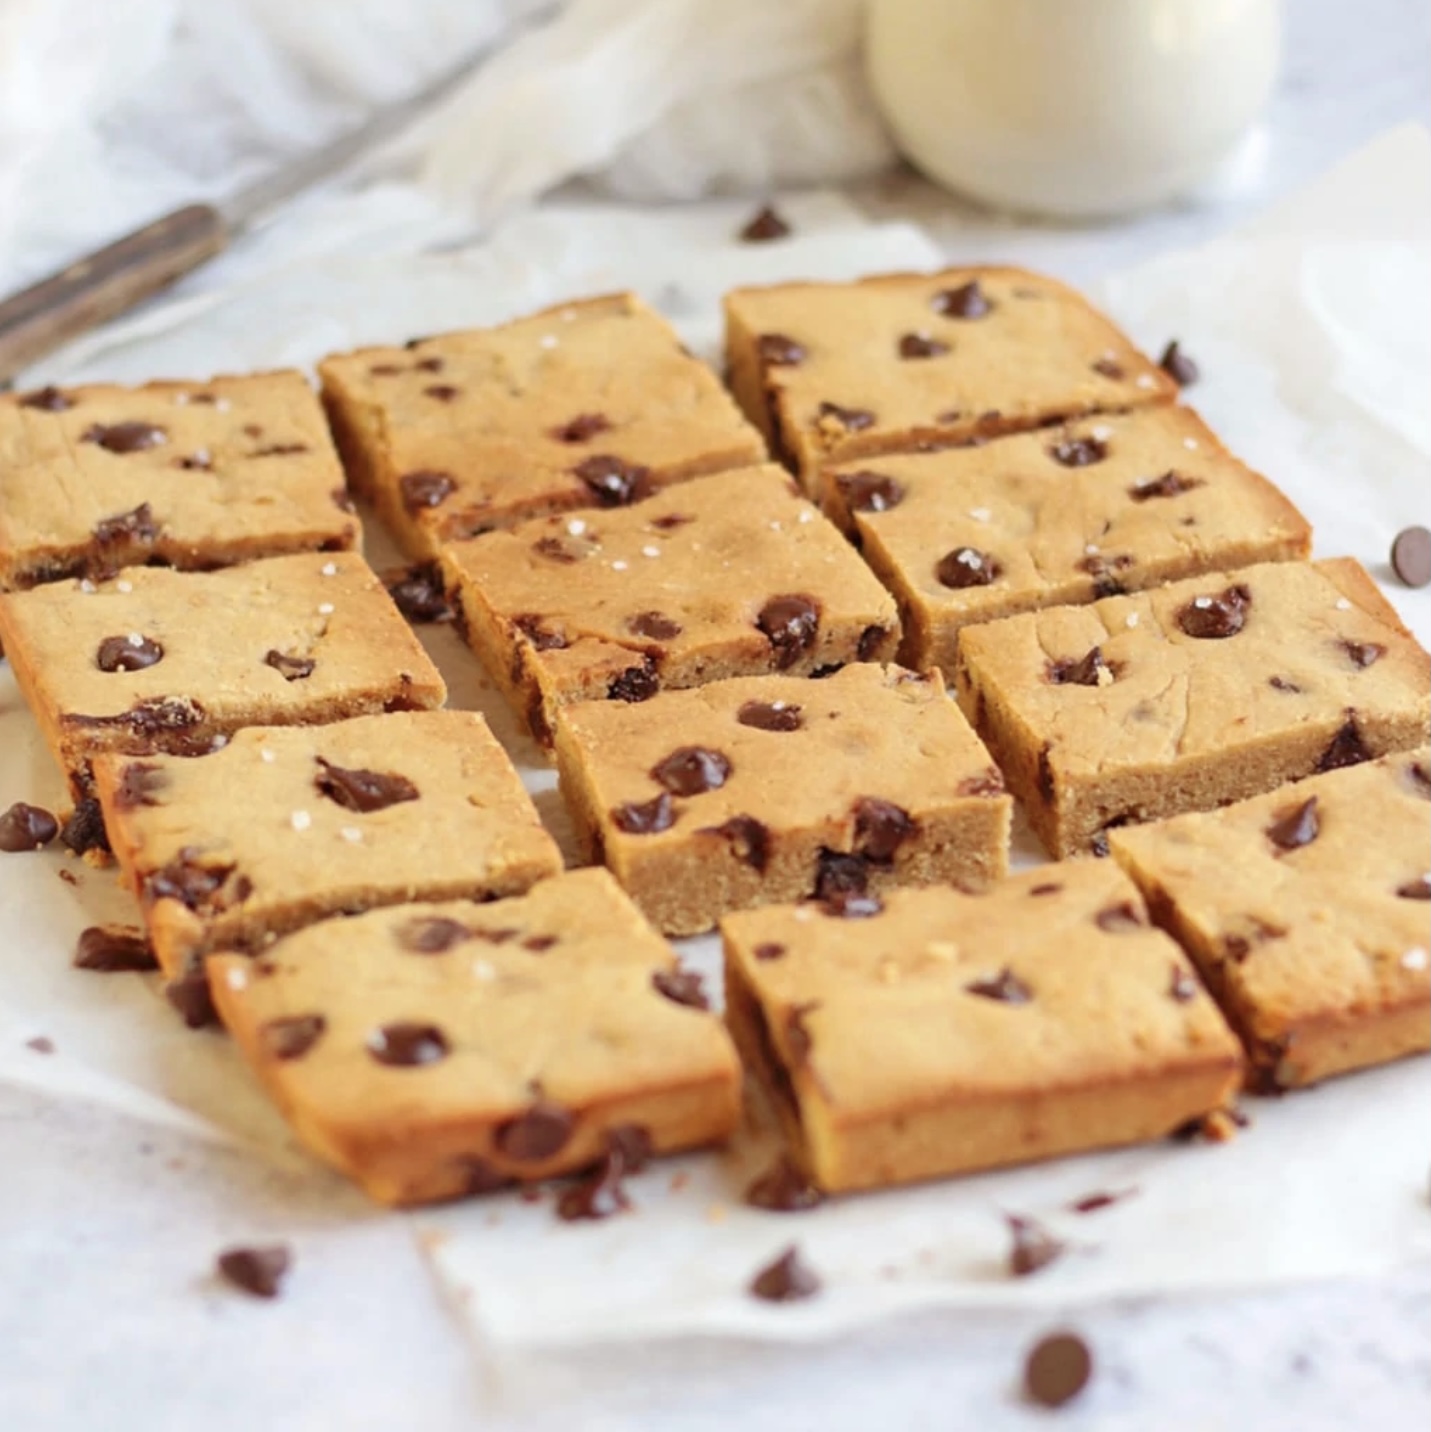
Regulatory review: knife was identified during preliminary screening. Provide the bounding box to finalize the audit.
[0,51,487,386]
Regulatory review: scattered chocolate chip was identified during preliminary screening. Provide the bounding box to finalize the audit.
[1095,901,1144,934]
[165,959,216,1028]
[747,1155,824,1212]
[574,454,652,506]
[966,967,1032,1004]
[1129,470,1202,502]
[1048,436,1108,468]
[512,614,569,652]
[1396,876,1431,900]
[25,1035,55,1054]
[73,926,156,972]
[627,610,682,641]
[551,412,612,444]
[740,205,792,242]
[816,401,875,432]
[59,798,109,855]
[613,792,675,835]
[1341,640,1386,669]
[260,1013,327,1061]
[754,941,786,961]
[384,562,453,623]
[813,850,881,918]
[757,333,806,367]
[93,502,160,546]
[19,385,72,411]
[1007,1214,1065,1276]
[757,594,821,669]
[398,916,470,954]
[1047,646,1113,687]
[1091,356,1125,380]
[95,634,163,673]
[1159,340,1200,386]
[703,815,771,872]
[495,1100,574,1162]
[936,546,1001,589]
[556,1147,631,1222]
[852,797,915,863]
[737,700,803,731]
[82,421,166,454]
[652,967,710,1010]
[1177,583,1251,639]
[423,384,460,402]
[1068,1187,1138,1214]
[217,1245,291,1299]
[263,649,315,682]
[933,280,991,319]
[1269,676,1302,693]
[835,470,904,514]
[399,469,457,513]
[749,1244,821,1302]
[1266,795,1320,850]
[651,746,731,796]
[0,801,59,852]
[1315,716,1372,772]
[1391,526,1431,588]
[367,1021,448,1067]
[898,332,949,359]
[607,659,659,702]
[315,759,418,814]
[1024,1331,1093,1409]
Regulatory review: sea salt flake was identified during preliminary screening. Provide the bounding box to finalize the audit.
[321,562,337,577]
[473,959,496,982]
[340,827,363,844]
[641,545,660,558]
[259,749,277,764]
[214,398,232,412]
[1091,424,1113,440]
[127,632,144,647]
[1334,598,1351,611]
[115,580,133,593]
[1126,612,1140,628]
[1084,543,1100,556]
[290,810,312,832]
[78,579,96,593]
[224,966,248,991]
[1136,374,1156,389]
[538,335,559,350]
[1184,437,1200,450]
[797,510,814,523]
[1402,947,1428,971]
[567,518,587,536]
[968,507,991,522]
[1194,596,1213,609]
[318,602,335,615]
[611,560,629,571]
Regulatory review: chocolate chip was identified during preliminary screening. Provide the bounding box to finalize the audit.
[398,916,470,953]
[1130,470,1202,501]
[523,933,559,952]
[556,1147,631,1222]
[423,384,460,402]
[146,852,244,914]
[784,1002,819,1065]
[1095,902,1144,933]
[331,487,357,514]
[0,802,59,852]
[898,332,949,359]
[73,926,156,972]
[857,625,889,661]
[512,614,569,652]
[936,546,1002,589]
[1316,716,1372,772]
[739,205,792,242]
[369,363,403,376]
[1169,965,1199,1002]
[1007,1213,1065,1276]
[958,768,1006,797]
[315,759,418,814]
[453,1156,509,1196]
[852,797,915,863]
[176,452,212,471]
[835,470,904,514]
[1266,795,1320,850]
[606,1123,654,1173]
[652,967,710,1010]
[573,454,652,506]
[1029,882,1062,896]
[1048,436,1108,468]
[607,658,659,703]
[749,1244,821,1303]
[612,792,675,835]
[93,502,160,546]
[1068,1187,1138,1214]
[1092,356,1125,379]
[19,385,72,411]
[217,1245,291,1299]
[399,469,457,512]
[757,594,820,669]
[260,1014,327,1061]
[59,798,109,855]
[757,333,806,367]
[95,634,163,673]
[384,562,453,624]
[1410,760,1431,798]
[702,815,770,872]
[627,611,682,641]
[1391,526,1431,588]
[754,941,786,961]
[82,421,166,454]
[932,280,991,319]
[1024,1331,1093,1408]
[1341,640,1386,669]
[1035,747,1056,804]
[165,958,216,1028]
[550,412,612,443]
[414,356,444,373]
[250,442,311,457]
[737,700,803,731]
[26,1036,55,1054]
[816,401,875,432]
[532,535,588,565]
[1047,646,1113,687]
[1159,339,1200,386]
[746,1154,824,1212]
[367,1021,448,1067]
[650,746,731,797]
[813,850,881,918]
[495,1100,574,1162]
[1269,676,1302,692]
[1177,583,1251,639]
[1397,876,1431,900]
[263,649,314,681]
[651,512,692,531]
[966,967,1032,1004]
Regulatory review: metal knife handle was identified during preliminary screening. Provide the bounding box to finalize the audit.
[0,204,228,386]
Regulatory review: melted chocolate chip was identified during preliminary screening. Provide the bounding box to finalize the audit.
[835,470,904,513]
[746,1155,824,1212]
[369,363,403,376]
[757,594,820,668]
[1160,340,1200,387]
[757,333,806,367]
[423,384,460,402]
[627,610,682,641]
[550,412,612,443]
[556,1148,631,1222]
[1269,676,1302,692]
[898,332,949,359]
[165,959,217,1028]
[73,926,157,972]
[749,1244,821,1302]
[1007,1213,1065,1276]
[264,649,315,681]
[1178,583,1251,639]
[852,797,915,863]
[966,967,1032,1004]
[367,1021,448,1067]
[936,546,1002,589]
[1169,965,1199,1002]
[652,967,710,1011]
[651,746,731,797]
[532,535,587,565]
[1092,356,1125,379]
[754,941,786,961]
[813,850,881,918]
[1397,877,1431,900]
[1130,470,1202,502]
[816,401,875,432]
[1266,795,1320,850]
[740,205,792,242]
[399,469,457,512]
[612,792,675,835]
[95,634,163,673]
[1049,436,1108,468]
[82,421,166,454]
[260,1013,327,1061]
[523,934,559,952]
[1095,902,1145,933]
[737,700,803,732]
[1029,882,1062,896]
[512,614,569,651]
[703,815,771,872]
[0,802,59,852]
[574,454,652,506]
[1047,646,1113,687]
[932,280,991,319]
[216,1245,291,1299]
[414,356,445,373]
[1392,525,1431,588]
[857,625,889,661]
[146,852,244,914]
[651,512,691,531]
[315,759,418,814]
[384,562,453,624]
[398,916,470,954]
[1024,1332,1093,1409]
[93,502,160,546]
[19,385,72,411]
[607,659,659,702]
[59,799,109,855]
[1316,716,1372,772]
[495,1100,574,1162]
[1342,640,1386,669]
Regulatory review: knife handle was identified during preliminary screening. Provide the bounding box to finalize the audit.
[0,204,228,386]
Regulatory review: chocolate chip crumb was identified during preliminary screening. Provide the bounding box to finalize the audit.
[556,1147,631,1222]
[1091,356,1124,379]
[96,634,164,673]
[754,941,786,961]
[512,614,569,652]
[0,801,59,852]
[25,1035,55,1054]
[749,1244,821,1302]
[813,850,881,918]
[216,1245,291,1300]
[19,385,72,411]
[816,401,875,432]
[1130,470,1202,502]
[1315,716,1372,773]
[60,798,109,856]
[702,815,770,872]
[93,502,160,546]
[1047,646,1114,687]
[1024,1331,1093,1408]
[83,421,166,454]
[399,916,470,954]
[423,384,460,402]
[746,1155,824,1212]
[739,205,792,242]
[852,797,915,863]
[898,332,949,359]
[73,925,156,972]
[966,967,1032,1004]
[627,610,682,641]
[1267,795,1320,851]
[607,659,659,702]
[165,959,217,1028]
[1007,1214,1065,1276]
[1159,340,1200,386]
[1068,1187,1138,1214]
[1341,640,1386,669]
[1095,902,1144,933]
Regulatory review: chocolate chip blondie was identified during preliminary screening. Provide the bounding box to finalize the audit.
[209,868,742,1206]
[819,406,1311,673]
[441,464,900,746]
[723,266,1175,481]
[1111,749,1431,1090]
[953,559,1431,857]
[553,663,1011,936]
[93,712,562,979]
[0,372,356,592]
[319,293,766,558]
[721,860,1244,1193]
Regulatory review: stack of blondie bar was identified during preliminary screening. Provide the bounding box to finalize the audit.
[1,267,1425,1209]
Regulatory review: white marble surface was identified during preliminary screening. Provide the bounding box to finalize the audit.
[4,1,1431,1428]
